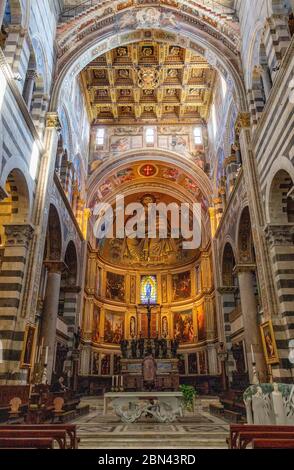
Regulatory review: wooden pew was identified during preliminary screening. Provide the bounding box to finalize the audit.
[0,429,67,449]
[253,438,294,449]
[239,431,294,449]
[0,437,54,449]
[228,424,294,449]
[0,424,79,449]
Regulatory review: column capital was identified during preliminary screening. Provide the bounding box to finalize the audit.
[233,264,256,274]
[44,260,66,274]
[26,70,38,80]
[235,112,251,134]
[4,223,34,247]
[45,112,61,131]
[264,224,294,247]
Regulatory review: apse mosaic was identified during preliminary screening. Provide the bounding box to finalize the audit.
[174,310,195,343]
[94,193,200,269]
[104,311,124,344]
[140,275,157,304]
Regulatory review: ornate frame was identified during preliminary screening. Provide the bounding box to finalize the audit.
[260,320,279,365]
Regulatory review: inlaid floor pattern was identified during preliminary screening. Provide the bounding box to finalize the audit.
[74,398,229,449]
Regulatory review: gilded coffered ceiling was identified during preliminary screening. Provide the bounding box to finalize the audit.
[80,41,216,125]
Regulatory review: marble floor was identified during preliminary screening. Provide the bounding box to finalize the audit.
[73,397,230,449]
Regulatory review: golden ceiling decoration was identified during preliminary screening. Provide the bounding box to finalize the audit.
[137,66,161,90]
[80,41,216,125]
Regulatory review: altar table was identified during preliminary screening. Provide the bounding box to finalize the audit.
[103,391,183,423]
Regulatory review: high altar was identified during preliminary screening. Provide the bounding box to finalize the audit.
[121,357,179,391]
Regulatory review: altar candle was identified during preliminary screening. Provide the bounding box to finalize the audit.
[251,344,255,364]
[35,346,39,364]
[44,346,49,365]
[120,375,123,387]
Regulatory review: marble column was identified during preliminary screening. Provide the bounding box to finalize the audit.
[235,264,265,382]
[0,1,6,29]
[23,70,38,109]
[40,261,64,383]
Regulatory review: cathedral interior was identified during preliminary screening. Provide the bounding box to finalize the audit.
[0,0,294,452]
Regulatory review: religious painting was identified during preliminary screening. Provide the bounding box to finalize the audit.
[101,354,111,375]
[260,320,279,365]
[172,271,191,301]
[199,350,207,374]
[188,353,198,374]
[161,316,168,338]
[95,266,101,297]
[20,325,36,368]
[173,310,195,343]
[197,305,206,341]
[177,355,186,375]
[99,179,113,198]
[115,168,135,185]
[130,275,136,304]
[91,351,99,375]
[111,136,130,153]
[92,306,100,343]
[104,311,124,344]
[141,275,157,304]
[130,316,136,338]
[161,274,167,303]
[114,355,121,375]
[106,272,125,302]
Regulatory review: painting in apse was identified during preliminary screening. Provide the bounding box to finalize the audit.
[197,305,206,341]
[106,272,125,302]
[141,275,157,304]
[130,316,136,338]
[92,306,100,343]
[188,353,198,374]
[101,354,111,375]
[92,352,99,375]
[162,316,168,338]
[174,311,195,343]
[172,271,191,301]
[104,312,124,344]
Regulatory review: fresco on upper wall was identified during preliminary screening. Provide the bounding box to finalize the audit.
[104,311,124,344]
[174,310,194,343]
[172,271,191,301]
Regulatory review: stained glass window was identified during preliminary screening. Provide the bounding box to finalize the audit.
[141,275,157,304]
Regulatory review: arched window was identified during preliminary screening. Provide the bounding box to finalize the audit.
[193,127,203,145]
[145,127,155,145]
[96,128,105,146]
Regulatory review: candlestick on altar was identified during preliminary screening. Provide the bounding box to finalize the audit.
[44,346,49,365]
[251,344,255,364]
